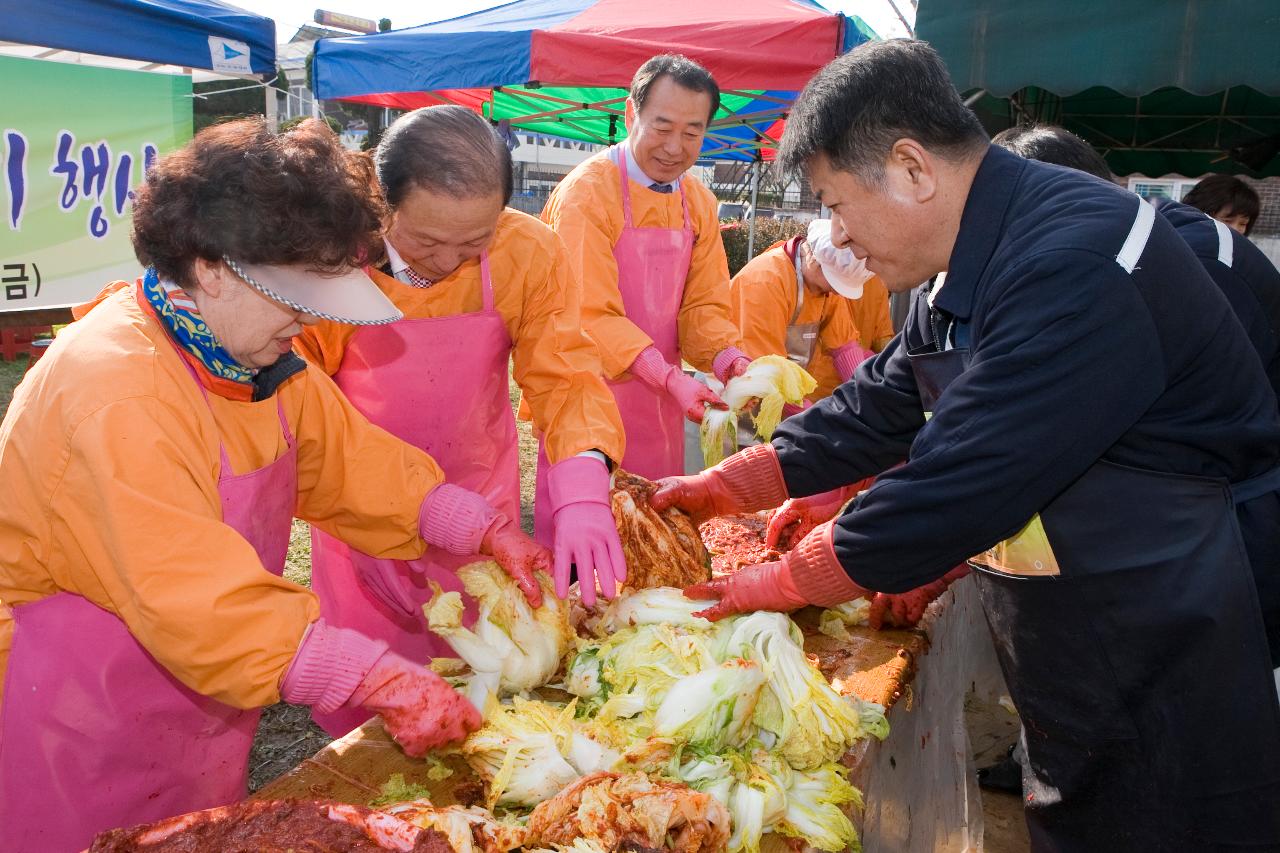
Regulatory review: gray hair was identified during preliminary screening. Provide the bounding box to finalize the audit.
[779,40,988,186]
[375,105,514,207]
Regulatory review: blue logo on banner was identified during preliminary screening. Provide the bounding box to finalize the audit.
[223,44,244,60]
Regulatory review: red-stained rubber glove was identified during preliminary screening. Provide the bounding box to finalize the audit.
[546,456,627,607]
[868,565,971,630]
[684,560,808,621]
[765,478,873,549]
[666,370,729,424]
[481,517,549,608]
[684,520,871,621]
[348,650,482,757]
[419,483,543,606]
[651,444,790,527]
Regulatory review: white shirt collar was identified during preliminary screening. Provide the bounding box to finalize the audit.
[384,238,410,275]
[610,142,681,192]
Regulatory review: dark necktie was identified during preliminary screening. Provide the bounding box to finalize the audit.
[649,182,673,194]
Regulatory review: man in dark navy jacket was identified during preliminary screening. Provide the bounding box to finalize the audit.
[992,123,1280,672]
[652,40,1280,849]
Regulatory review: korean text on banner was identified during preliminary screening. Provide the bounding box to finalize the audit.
[0,55,193,312]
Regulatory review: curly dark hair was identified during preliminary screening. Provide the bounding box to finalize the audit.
[131,117,386,288]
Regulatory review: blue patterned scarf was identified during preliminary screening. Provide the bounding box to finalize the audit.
[140,267,255,386]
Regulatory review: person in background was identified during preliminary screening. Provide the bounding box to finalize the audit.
[0,119,502,852]
[846,261,895,355]
[295,107,626,737]
[541,54,751,484]
[988,124,1118,184]
[731,218,878,404]
[992,122,1280,671]
[1183,172,1262,236]
[652,41,1280,847]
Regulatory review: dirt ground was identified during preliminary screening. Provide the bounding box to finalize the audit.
[4,357,1031,846]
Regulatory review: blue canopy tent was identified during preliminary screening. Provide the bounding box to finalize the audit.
[312,0,875,252]
[0,0,276,325]
[311,0,874,162]
[0,0,275,75]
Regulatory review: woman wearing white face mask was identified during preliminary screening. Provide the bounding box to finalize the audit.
[730,218,878,406]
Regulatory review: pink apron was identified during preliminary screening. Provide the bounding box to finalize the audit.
[0,355,298,853]
[534,149,695,543]
[311,255,519,736]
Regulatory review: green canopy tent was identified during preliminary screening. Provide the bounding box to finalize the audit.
[916,0,1280,177]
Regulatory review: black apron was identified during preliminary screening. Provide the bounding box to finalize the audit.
[907,318,1280,851]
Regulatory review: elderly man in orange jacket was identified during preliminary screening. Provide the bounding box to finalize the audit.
[297,107,627,734]
[541,54,750,490]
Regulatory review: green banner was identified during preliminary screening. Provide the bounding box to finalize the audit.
[0,55,192,311]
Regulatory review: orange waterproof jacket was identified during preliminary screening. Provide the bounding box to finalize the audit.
[296,210,624,465]
[541,154,740,378]
[848,275,895,353]
[0,284,445,710]
[730,239,865,400]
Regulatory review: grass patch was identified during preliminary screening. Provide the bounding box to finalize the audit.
[284,519,313,588]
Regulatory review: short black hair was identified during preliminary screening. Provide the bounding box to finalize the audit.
[1182,174,1261,236]
[991,124,1112,181]
[630,54,721,125]
[779,39,988,185]
[375,105,514,207]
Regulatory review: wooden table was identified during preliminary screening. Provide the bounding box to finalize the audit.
[257,619,926,802]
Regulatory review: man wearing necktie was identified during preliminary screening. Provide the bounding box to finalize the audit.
[540,55,751,497]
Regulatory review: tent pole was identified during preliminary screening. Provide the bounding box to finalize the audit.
[746,158,761,259]
[265,75,279,132]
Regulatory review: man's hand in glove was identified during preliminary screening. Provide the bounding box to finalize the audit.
[683,520,870,621]
[868,565,971,629]
[766,481,867,549]
[651,444,790,527]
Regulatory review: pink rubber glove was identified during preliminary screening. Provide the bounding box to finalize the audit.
[546,456,627,607]
[765,478,872,549]
[349,650,482,756]
[280,619,388,713]
[831,341,875,383]
[630,346,727,424]
[713,346,753,384]
[684,521,870,621]
[420,484,546,608]
[349,553,418,618]
[481,517,549,608]
[650,444,790,527]
[781,399,813,420]
[279,620,478,752]
[868,564,971,630]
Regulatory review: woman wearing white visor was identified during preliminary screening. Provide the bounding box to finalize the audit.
[0,119,542,852]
